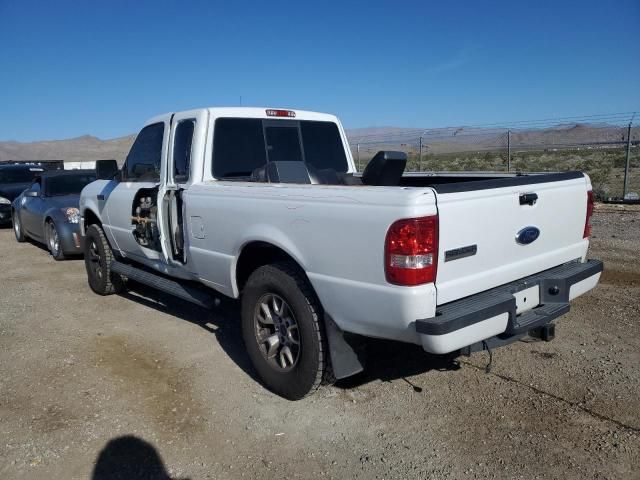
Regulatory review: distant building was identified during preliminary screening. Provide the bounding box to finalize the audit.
[64,161,97,170]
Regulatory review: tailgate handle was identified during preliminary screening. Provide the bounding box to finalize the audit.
[519,192,538,206]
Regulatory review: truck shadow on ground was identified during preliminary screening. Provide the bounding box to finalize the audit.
[120,281,258,383]
[120,281,461,392]
[332,339,461,391]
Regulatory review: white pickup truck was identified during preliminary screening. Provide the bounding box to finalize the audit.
[80,107,602,399]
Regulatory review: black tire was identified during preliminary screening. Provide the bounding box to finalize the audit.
[46,220,66,261]
[241,262,330,400]
[12,210,26,242]
[83,224,125,295]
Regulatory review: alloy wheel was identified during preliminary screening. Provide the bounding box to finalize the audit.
[253,293,301,371]
[48,223,60,256]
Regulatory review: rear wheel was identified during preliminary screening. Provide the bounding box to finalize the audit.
[46,220,66,261]
[12,211,25,242]
[84,224,125,295]
[241,262,329,400]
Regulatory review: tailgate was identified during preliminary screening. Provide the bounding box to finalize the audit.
[433,172,590,305]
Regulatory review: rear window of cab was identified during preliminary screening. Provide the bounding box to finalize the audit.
[212,118,348,179]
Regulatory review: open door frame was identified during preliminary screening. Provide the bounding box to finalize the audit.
[158,109,209,266]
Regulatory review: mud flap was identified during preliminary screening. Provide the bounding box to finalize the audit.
[324,314,365,380]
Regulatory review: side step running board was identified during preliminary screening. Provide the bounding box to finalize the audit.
[111,261,215,309]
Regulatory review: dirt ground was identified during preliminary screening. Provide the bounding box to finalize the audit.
[0,205,638,480]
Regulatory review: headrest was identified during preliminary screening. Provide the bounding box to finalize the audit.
[265,161,312,184]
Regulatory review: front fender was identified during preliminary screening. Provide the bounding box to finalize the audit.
[43,207,66,226]
[43,208,82,253]
[79,179,115,231]
[11,194,25,212]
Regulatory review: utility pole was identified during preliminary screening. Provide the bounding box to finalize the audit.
[418,136,423,172]
[623,118,634,199]
[507,130,511,172]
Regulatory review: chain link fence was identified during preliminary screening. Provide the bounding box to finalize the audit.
[348,113,639,201]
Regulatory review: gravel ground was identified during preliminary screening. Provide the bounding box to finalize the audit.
[0,205,638,479]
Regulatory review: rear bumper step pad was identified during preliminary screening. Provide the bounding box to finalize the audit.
[416,259,603,336]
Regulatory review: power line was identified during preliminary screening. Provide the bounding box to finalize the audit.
[349,120,633,142]
[347,111,637,143]
[460,111,637,129]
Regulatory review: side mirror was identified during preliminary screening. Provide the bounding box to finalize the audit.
[96,159,120,180]
[25,190,39,197]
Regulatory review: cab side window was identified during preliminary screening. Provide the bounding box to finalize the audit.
[173,120,195,183]
[212,118,267,178]
[124,123,165,182]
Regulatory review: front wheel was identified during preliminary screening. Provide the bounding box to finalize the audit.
[46,221,66,261]
[83,224,125,295]
[241,262,330,400]
[12,211,25,242]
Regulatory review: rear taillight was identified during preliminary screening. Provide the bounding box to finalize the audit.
[584,190,594,238]
[385,216,438,286]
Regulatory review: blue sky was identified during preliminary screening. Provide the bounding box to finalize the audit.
[0,0,638,141]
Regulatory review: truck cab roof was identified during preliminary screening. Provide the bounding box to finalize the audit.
[143,107,339,128]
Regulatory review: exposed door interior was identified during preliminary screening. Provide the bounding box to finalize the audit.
[160,116,197,264]
[120,122,166,256]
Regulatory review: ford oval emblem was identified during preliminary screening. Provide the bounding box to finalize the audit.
[516,226,540,245]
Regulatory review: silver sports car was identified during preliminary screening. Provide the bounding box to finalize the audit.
[12,170,96,260]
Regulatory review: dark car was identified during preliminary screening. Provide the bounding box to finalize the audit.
[0,164,45,225]
[12,170,96,260]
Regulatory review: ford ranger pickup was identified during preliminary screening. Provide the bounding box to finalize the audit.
[79,107,602,399]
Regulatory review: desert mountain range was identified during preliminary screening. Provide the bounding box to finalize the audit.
[1,124,637,164]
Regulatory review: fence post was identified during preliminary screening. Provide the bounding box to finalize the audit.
[623,122,632,199]
[507,130,511,172]
[418,136,423,172]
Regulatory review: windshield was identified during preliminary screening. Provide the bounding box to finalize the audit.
[45,173,96,196]
[212,119,348,178]
[0,168,37,183]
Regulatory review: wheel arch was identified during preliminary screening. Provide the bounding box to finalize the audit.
[42,207,62,233]
[234,241,309,296]
[235,240,365,389]
[82,208,101,233]
[43,211,56,226]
